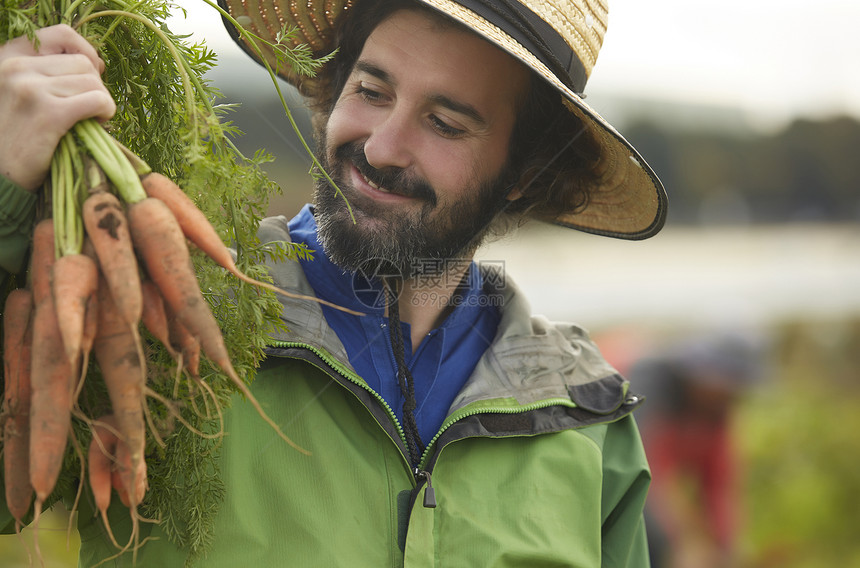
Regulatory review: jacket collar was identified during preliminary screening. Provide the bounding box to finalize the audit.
[451,263,629,415]
[257,214,630,416]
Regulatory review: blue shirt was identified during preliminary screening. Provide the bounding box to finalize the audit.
[288,205,501,445]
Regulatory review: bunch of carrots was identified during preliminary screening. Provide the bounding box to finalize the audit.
[0,0,344,560]
[3,118,310,553]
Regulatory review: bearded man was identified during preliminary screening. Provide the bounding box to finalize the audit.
[0,0,666,565]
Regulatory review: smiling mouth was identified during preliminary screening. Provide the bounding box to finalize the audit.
[347,155,436,205]
[360,171,409,198]
[362,173,390,193]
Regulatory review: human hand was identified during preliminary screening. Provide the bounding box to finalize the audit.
[0,24,115,191]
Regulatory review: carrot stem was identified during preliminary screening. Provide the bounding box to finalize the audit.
[52,133,85,257]
[74,119,147,203]
[112,138,151,177]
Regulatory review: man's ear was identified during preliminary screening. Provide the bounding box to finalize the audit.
[506,186,524,201]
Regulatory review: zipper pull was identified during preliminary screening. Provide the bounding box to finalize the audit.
[415,468,437,508]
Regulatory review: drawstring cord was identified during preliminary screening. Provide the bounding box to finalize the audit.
[384,278,425,468]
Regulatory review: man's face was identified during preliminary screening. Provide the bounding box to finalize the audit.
[313,8,530,277]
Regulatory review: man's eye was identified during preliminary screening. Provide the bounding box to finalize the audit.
[356,85,384,103]
[430,115,465,138]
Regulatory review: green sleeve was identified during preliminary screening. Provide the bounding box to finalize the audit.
[0,175,38,284]
[600,415,653,567]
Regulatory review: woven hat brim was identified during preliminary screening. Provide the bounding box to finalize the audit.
[218,0,668,240]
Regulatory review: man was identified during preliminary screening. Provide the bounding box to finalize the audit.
[0,0,666,565]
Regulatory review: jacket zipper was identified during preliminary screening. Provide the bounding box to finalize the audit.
[268,342,418,458]
[269,340,440,510]
[414,468,436,508]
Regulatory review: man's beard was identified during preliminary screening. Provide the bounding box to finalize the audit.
[313,140,515,279]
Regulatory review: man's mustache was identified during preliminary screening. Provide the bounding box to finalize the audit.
[335,143,438,206]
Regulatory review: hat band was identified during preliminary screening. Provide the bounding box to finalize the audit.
[449,0,587,94]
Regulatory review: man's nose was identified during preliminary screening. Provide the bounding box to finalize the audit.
[363,110,415,171]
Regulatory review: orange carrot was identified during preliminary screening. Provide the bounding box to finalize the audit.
[138,173,239,274]
[3,288,35,524]
[79,239,99,369]
[81,291,99,368]
[166,308,200,378]
[88,415,147,515]
[127,197,230,372]
[113,429,147,508]
[141,279,175,358]
[51,252,98,370]
[92,274,147,502]
[28,220,74,506]
[82,191,142,328]
[87,417,117,516]
[140,172,361,316]
[127,197,307,454]
[70,287,100,405]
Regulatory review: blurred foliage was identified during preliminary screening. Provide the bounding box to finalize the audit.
[208,80,317,217]
[623,116,860,225]
[736,317,860,568]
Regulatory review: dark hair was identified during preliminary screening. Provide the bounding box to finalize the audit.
[304,0,408,122]
[501,75,602,224]
[307,0,602,223]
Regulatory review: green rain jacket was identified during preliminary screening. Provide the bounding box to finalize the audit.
[2,210,652,567]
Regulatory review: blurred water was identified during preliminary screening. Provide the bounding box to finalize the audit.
[477,222,860,331]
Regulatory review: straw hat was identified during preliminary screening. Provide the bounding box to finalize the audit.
[217,0,668,240]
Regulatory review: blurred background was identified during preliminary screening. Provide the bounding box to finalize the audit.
[4,0,859,565]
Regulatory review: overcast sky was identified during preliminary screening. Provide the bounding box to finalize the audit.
[593,0,860,129]
[168,0,860,131]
